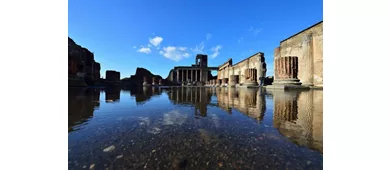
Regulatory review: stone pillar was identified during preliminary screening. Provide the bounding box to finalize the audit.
[200,69,203,82]
[182,70,184,84]
[243,68,258,86]
[273,56,301,85]
[159,79,162,86]
[195,69,198,82]
[229,75,239,87]
[187,69,189,82]
[190,70,192,82]
[143,76,148,86]
[177,69,180,83]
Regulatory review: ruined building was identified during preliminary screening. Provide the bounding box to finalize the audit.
[167,54,218,85]
[212,52,265,87]
[68,37,101,86]
[105,70,120,82]
[273,21,323,87]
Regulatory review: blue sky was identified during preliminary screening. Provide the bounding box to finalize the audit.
[69,0,323,79]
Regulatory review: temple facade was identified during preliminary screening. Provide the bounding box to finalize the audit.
[168,54,218,85]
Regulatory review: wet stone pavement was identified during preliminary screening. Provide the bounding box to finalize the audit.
[69,87,323,169]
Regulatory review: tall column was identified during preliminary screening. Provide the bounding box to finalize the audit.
[182,70,184,83]
[177,69,180,82]
[195,69,198,82]
[187,70,189,82]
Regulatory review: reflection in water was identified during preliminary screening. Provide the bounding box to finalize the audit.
[68,88,100,132]
[271,90,323,153]
[105,87,121,102]
[168,87,212,117]
[216,87,266,121]
[168,87,322,152]
[68,87,323,169]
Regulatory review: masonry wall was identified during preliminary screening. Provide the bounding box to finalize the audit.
[217,53,262,84]
[277,22,323,86]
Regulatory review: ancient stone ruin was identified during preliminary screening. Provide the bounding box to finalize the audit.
[68,37,101,87]
[272,21,323,88]
[167,54,218,86]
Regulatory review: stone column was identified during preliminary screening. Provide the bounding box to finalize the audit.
[195,69,198,82]
[182,70,184,84]
[273,56,301,85]
[190,70,193,82]
[177,69,180,83]
[200,69,203,82]
[187,69,189,82]
[243,68,258,86]
[159,79,162,86]
[229,75,239,87]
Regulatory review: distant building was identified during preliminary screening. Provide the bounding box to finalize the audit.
[216,52,265,87]
[106,70,120,82]
[167,54,218,85]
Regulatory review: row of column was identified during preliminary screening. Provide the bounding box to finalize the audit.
[205,68,258,86]
[175,69,209,82]
[245,68,257,82]
[274,56,298,80]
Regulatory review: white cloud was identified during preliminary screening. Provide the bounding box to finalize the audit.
[191,41,205,53]
[238,37,243,44]
[133,46,137,48]
[137,47,151,54]
[149,36,163,47]
[254,28,261,35]
[249,27,262,36]
[210,45,222,58]
[148,44,151,47]
[206,33,212,40]
[159,46,190,61]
